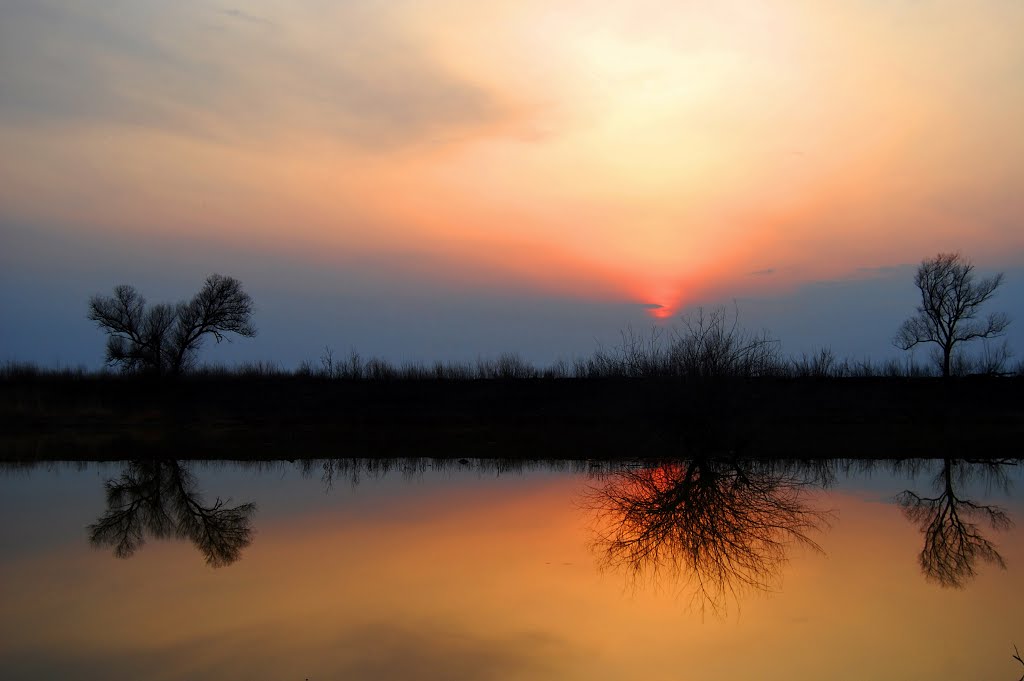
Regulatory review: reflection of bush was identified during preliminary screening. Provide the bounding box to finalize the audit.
[582,459,832,612]
[88,460,256,567]
[896,459,1014,588]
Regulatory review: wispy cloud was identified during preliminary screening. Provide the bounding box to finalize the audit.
[0,0,511,150]
[221,8,275,27]
[855,264,912,276]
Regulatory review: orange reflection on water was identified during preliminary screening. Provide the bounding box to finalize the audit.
[0,472,1021,681]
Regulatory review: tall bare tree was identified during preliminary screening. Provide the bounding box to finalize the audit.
[894,253,1009,377]
[88,274,256,374]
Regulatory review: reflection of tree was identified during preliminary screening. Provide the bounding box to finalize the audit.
[582,458,831,612]
[88,460,256,567]
[896,458,1015,588]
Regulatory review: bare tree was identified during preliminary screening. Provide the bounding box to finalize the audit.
[894,253,1009,377]
[88,274,256,374]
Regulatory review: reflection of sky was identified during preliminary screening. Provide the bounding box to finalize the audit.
[830,461,1024,503]
[1,461,1023,680]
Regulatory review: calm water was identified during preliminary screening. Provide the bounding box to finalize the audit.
[1,458,1022,681]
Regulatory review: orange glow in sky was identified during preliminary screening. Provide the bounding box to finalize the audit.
[1,0,1022,319]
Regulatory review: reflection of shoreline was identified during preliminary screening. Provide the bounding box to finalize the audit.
[8,457,1020,585]
[88,460,257,567]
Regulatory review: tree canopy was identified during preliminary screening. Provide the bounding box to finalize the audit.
[894,253,1008,377]
[88,274,256,374]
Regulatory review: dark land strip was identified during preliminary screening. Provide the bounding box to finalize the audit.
[3,375,1022,460]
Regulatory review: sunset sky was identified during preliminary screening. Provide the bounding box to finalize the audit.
[2,0,1023,367]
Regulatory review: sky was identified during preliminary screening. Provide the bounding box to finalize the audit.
[2,0,1023,369]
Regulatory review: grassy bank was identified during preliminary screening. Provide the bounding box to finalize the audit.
[3,369,1022,460]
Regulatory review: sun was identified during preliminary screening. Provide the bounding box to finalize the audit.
[647,304,675,320]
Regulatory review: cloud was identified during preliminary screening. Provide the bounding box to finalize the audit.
[855,264,912,277]
[0,621,578,681]
[220,8,274,27]
[328,622,573,681]
[0,0,509,150]
[749,268,776,276]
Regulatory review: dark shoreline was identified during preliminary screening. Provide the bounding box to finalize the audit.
[3,374,1022,460]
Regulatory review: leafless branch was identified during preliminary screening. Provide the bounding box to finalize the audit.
[87,275,255,374]
[894,253,1009,376]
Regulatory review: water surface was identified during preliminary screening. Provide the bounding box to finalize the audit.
[1,458,1021,680]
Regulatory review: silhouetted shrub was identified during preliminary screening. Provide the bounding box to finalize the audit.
[791,347,838,378]
[666,307,783,378]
